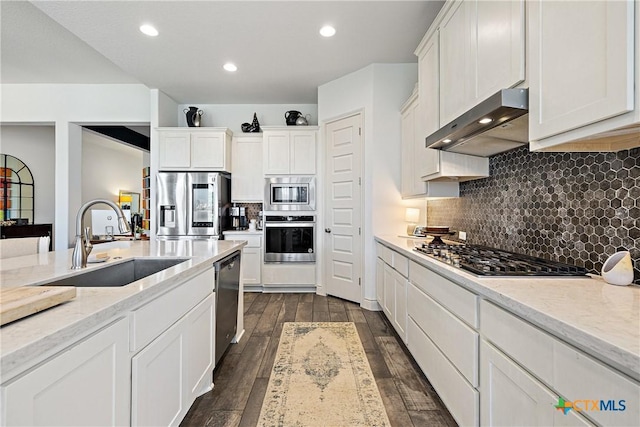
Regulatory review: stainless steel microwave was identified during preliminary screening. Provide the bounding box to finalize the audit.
[264,177,316,211]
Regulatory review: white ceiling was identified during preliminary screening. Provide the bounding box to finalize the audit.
[1,1,444,104]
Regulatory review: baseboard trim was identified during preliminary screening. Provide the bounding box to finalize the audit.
[361,298,382,311]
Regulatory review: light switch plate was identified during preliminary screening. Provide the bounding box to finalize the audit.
[459,231,467,240]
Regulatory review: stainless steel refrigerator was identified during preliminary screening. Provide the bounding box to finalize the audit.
[157,172,231,239]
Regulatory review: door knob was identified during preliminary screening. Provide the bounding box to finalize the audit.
[325,228,331,233]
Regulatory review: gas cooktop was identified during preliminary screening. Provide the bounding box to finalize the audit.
[414,243,589,277]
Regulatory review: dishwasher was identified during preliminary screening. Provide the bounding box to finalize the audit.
[214,251,240,366]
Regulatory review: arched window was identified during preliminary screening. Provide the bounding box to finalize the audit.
[0,154,35,224]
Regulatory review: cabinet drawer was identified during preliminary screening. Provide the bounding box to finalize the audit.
[243,235,261,248]
[481,300,640,427]
[408,318,478,427]
[409,260,478,327]
[408,282,478,386]
[130,268,214,352]
[481,299,554,384]
[381,245,409,277]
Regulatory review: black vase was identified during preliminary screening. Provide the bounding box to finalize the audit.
[184,106,199,127]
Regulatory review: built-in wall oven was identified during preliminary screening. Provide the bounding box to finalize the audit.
[264,215,315,263]
[264,177,316,211]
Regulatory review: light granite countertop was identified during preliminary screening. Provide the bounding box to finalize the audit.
[375,234,640,381]
[0,239,246,380]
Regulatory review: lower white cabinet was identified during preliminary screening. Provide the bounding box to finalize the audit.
[132,294,214,427]
[2,318,130,426]
[375,256,384,309]
[224,232,262,286]
[377,243,408,342]
[481,341,592,427]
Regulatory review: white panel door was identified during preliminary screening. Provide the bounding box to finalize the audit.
[290,131,316,174]
[263,132,290,175]
[324,113,362,303]
[3,319,130,427]
[417,30,442,177]
[231,136,263,201]
[184,294,214,401]
[159,132,191,169]
[481,341,593,427]
[529,0,634,141]
[474,0,525,102]
[191,132,225,169]
[375,257,384,308]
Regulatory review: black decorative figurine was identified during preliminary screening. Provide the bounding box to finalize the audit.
[241,112,261,133]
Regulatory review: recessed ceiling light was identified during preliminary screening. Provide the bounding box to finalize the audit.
[319,25,336,37]
[479,118,493,124]
[223,63,238,72]
[139,24,159,37]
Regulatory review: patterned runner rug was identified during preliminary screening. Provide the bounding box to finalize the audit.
[257,322,391,427]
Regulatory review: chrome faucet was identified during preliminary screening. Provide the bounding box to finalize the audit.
[71,199,131,269]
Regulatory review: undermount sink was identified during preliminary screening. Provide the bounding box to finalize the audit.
[43,258,190,288]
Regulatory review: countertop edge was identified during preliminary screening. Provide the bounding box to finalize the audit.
[0,240,247,380]
[374,235,640,380]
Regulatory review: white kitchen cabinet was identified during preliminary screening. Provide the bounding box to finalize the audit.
[529,0,639,152]
[375,253,384,309]
[438,0,525,126]
[132,294,214,427]
[481,299,640,427]
[262,126,317,175]
[378,244,408,342]
[2,318,130,426]
[231,135,263,202]
[481,341,593,427]
[224,232,262,287]
[401,90,461,198]
[158,128,232,171]
[415,19,490,184]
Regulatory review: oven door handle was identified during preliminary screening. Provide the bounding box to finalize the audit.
[265,222,316,228]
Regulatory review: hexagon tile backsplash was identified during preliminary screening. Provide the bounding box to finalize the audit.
[427,146,640,284]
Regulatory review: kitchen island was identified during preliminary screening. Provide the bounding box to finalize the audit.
[376,234,639,426]
[0,238,246,426]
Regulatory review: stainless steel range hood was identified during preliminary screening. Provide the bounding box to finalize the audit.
[426,88,529,157]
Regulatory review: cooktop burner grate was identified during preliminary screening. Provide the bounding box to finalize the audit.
[413,243,588,277]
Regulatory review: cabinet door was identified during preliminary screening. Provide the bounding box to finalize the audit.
[231,136,263,201]
[417,30,442,178]
[439,0,475,126]
[3,319,130,426]
[241,247,262,285]
[474,0,525,103]
[401,98,419,198]
[290,131,316,174]
[159,132,191,169]
[263,132,291,175]
[191,132,227,169]
[392,268,407,342]
[376,257,384,308]
[481,341,593,427]
[382,263,394,320]
[184,294,214,401]
[132,318,186,427]
[529,0,634,141]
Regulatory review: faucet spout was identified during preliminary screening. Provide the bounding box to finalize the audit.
[71,199,132,269]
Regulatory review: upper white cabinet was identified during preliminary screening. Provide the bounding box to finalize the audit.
[158,128,232,171]
[401,90,461,197]
[529,0,639,152]
[414,8,490,183]
[262,126,317,175]
[231,135,263,202]
[438,0,525,126]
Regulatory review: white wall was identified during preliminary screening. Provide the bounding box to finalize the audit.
[81,130,144,202]
[0,125,56,225]
[176,104,318,133]
[0,83,150,248]
[318,63,424,309]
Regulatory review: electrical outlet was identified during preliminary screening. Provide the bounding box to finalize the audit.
[459,231,467,241]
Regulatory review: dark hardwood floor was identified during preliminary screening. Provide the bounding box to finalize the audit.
[180,292,458,427]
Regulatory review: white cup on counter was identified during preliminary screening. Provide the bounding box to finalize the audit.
[249,219,257,231]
